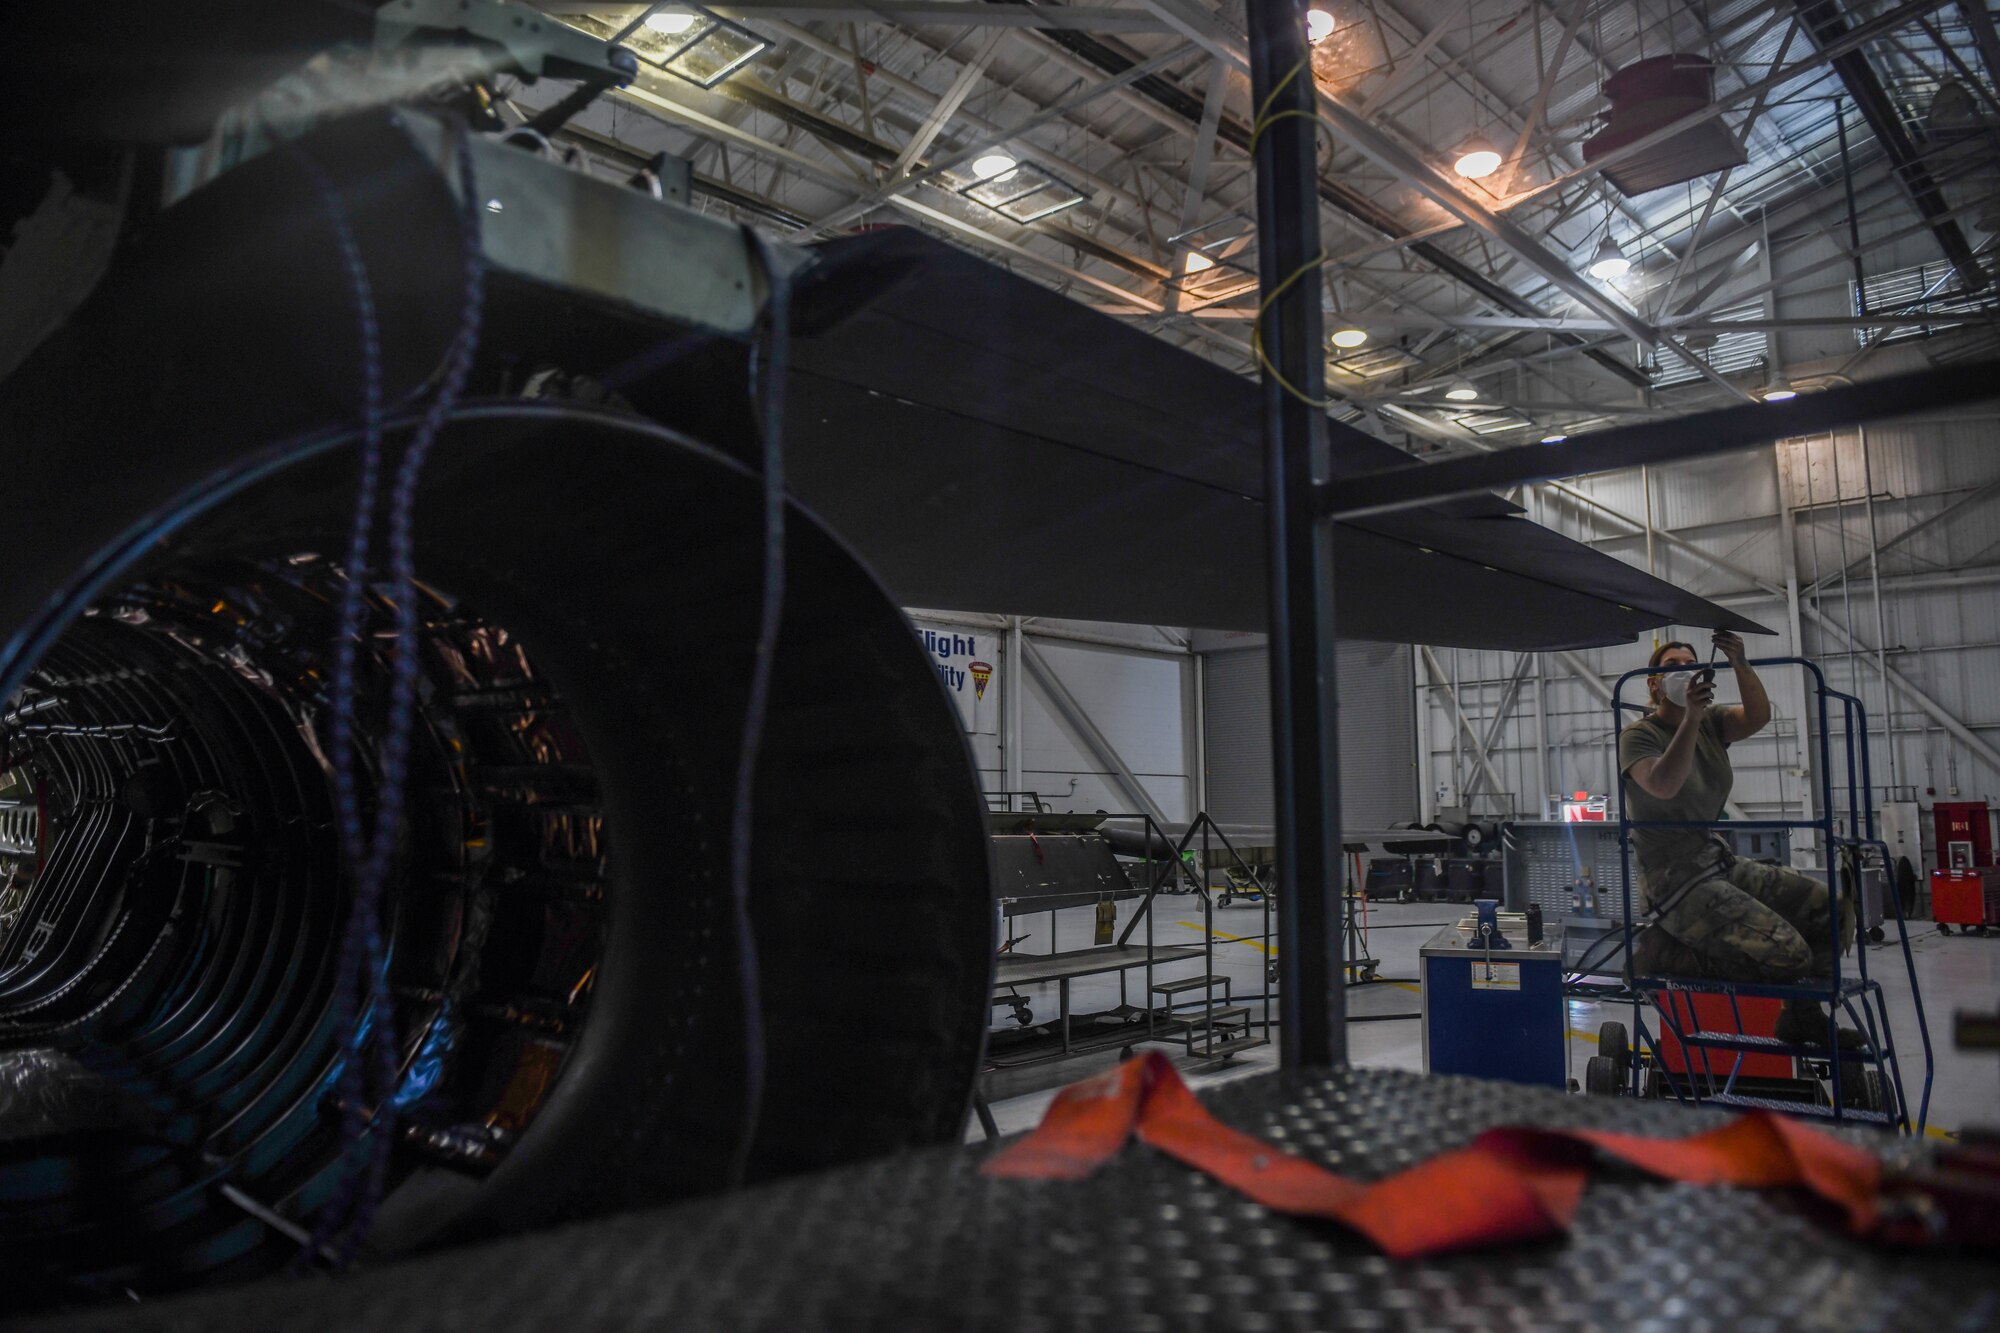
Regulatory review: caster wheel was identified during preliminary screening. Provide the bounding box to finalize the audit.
[1584,1055,1620,1095]
[1598,1021,1631,1079]
[1119,1046,1135,1060]
[1868,926,1885,944]
[1398,888,1411,904]
[1938,923,1952,936]
[1839,1069,1886,1113]
[1978,926,1990,937]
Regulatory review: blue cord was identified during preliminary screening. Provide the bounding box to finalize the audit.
[287,117,485,1269]
[726,232,791,1188]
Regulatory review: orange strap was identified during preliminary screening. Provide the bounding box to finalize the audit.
[984,1052,1893,1259]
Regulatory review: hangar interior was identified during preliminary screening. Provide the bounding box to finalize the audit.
[1,0,1998,1326]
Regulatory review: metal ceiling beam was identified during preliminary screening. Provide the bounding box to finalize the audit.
[1164,58,1230,314]
[1322,362,2000,521]
[1151,308,1996,333]
[1791,0,1988,292]
[792,42,1188,239]
[710,12,1181,230]
[1029,10,1652,387]
[543,2,1180,30]
[1499,0,1956,213]
[887,28,1005,177]
[613,70,1171,306]
[1960,0,2000,97]
[1652,20,1805,319]
[1668,187,2000,323]
[1133,0,1665,350]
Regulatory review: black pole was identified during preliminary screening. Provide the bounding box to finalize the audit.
[1836,97,1867,318]
[1247,0,1345,1068]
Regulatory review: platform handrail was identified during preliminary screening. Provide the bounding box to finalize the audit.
[1610,654,1931,1129]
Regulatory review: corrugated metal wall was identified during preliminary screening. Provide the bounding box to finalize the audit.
[1202,642,1419,829]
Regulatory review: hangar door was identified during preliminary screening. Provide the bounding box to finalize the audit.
[1202,642,1417,829]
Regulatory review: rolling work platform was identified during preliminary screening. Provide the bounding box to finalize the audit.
[1610,657,1935,1129]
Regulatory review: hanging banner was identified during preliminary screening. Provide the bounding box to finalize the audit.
[914,625,993,732]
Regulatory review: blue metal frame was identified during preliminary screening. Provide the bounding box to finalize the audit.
[1611,655,1933,1131]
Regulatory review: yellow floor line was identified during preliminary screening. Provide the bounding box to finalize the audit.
[1175,921,1274,956]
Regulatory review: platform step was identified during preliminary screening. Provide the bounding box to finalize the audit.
[1184,1005,1251,1029]
[1672,1029,1885,1061]
[1637,975,1877,1002]
[1152,974,1231,997]
[1671,1089,1895,1124]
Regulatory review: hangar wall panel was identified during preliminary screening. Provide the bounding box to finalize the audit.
[1202,642,1418,829]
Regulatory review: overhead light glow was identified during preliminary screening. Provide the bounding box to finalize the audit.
[645,9,698,33]
[1586,235,1631,281]
[1761,386,1798,402]
[971,153,1019,182]
[1183,250,1216,274]
[1444,380,1479,402]
[1540,432,1567,444]
[1453,140,1502,179]
[1330,326,1368,349]
[1306,7,1337,42]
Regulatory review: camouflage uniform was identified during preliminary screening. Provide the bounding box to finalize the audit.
[1619,706,1854,983]
[1629,855,1856,983]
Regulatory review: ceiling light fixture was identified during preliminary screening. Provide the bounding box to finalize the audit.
[1540,432,1568,444]
[626,7,771,88]
[1586,234,1631,281]
[1330,326,1368,349]
[1761,383,1798,402]
[971,153,1019,182]
[1444,380,1480,402]
[1453,138,1502,180]
[645,9,698,33]
[1183,250,1216,274]
[1306,7,1337,42]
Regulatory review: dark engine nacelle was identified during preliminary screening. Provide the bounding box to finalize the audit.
[0,152,996,1300]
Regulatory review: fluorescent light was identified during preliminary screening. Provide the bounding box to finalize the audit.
[1444,380,1479,402]
[645,9,698,33]
[971,153,1018,181]
[1330,326,1368,349]
[1586,235,1630,281]
[1540,432,1567,443]
[1453,140,1502,179]
[1306,8,1337,42]
[1183,250,1216,274]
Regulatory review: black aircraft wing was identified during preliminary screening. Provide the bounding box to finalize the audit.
[788,226,1770,651]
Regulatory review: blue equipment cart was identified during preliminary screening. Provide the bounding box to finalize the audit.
[1421,905,1567,1088]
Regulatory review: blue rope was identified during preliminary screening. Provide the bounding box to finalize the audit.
[288,117,484,1269]
[726,233,791,1187]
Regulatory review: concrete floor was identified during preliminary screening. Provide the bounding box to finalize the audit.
[977,893,1998,1143]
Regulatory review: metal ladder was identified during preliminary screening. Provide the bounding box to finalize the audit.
[1613,655,1934,1131]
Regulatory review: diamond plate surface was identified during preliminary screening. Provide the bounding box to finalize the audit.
[25,1068,1999,1333]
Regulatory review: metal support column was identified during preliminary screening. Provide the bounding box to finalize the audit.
[1248,0,1344,1068]
[1004,616,1024,810]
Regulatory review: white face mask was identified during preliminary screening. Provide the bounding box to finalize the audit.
[1656,668,1708,708]
[1658,671,1693,707]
